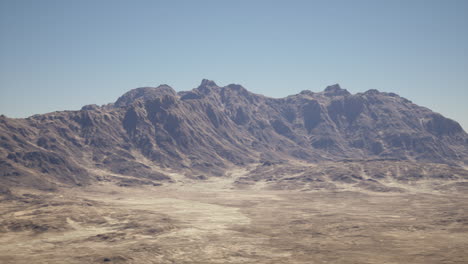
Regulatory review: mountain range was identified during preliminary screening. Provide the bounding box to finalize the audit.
[1,79,467,191]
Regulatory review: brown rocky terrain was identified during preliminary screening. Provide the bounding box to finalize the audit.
[1,79,467,190]
[1,80,467,263]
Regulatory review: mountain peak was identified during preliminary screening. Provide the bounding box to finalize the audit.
[114,85,176,107]
[364,89,381,95]
[195,79,220,95]
[324,84,350,96]
[199,79,218,88]
[226,83,247,91]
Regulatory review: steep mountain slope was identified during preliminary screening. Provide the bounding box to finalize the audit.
[1,79,467,190]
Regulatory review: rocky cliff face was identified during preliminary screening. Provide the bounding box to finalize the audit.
[1,79,467,189]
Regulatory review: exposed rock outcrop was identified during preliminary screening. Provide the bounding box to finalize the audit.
[1,80,467,189]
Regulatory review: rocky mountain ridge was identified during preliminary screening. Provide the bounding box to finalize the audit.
[1,79,467,190]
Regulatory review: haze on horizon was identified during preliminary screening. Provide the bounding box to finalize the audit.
[0,0,467,130]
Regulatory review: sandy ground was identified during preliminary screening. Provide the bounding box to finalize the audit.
[1,168,467,264]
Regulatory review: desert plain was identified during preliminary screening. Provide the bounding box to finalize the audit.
[1,162,467,264]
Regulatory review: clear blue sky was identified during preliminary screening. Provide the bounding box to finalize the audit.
[1,0,467,129]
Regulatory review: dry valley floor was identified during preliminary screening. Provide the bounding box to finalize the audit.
[1,166,467,264]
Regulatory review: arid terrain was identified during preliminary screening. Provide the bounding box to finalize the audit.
[1,81,468,263]
[1,162,467,264]
[2,0,468,260]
